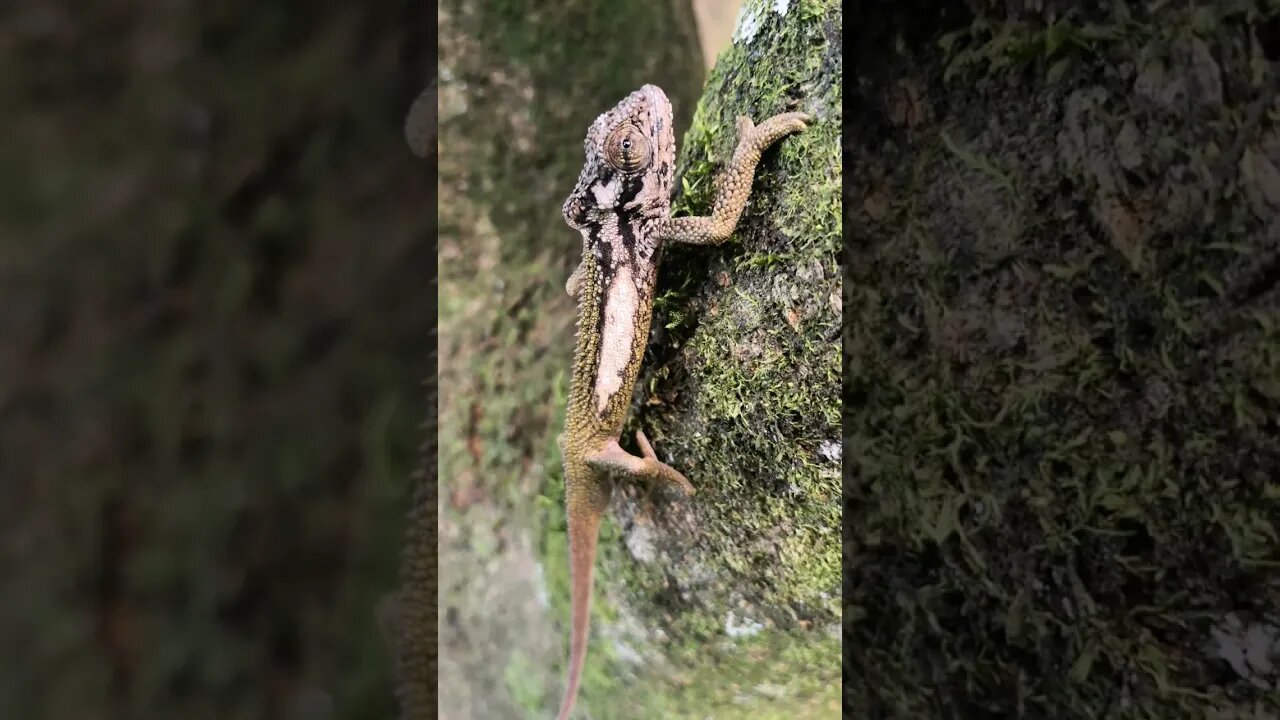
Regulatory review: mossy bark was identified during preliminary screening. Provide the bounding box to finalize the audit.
[550,1,843,718]
[845,2,1280,718]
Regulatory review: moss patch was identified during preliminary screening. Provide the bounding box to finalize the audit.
[845,2,1280,718]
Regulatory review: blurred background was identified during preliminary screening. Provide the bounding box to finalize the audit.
[0,3,429,719]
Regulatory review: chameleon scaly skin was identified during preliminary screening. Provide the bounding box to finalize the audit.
[555,84,808,719]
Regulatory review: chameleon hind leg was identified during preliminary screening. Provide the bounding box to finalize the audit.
[584,430,695,495]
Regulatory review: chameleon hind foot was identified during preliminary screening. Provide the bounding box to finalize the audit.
[584,430,695,496]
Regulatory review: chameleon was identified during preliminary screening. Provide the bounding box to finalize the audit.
[554,83,808,720]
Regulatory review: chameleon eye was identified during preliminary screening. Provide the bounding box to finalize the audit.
[604,124,651,173]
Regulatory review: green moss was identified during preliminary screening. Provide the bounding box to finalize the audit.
[845,1,1280,718]
[618,629,842,719]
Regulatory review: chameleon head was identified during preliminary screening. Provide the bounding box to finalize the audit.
[562,84,676,230]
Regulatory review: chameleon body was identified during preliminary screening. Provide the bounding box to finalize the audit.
[555,84,808,719]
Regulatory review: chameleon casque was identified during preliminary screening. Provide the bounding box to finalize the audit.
[555,84,808,719]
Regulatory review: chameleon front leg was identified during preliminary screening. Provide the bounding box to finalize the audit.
[658,112,810,246]
[584,430,695,495]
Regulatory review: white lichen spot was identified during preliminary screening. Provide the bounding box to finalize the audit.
[819,439,841,463]
[602,605,655,669]
[595,265,637,412]
[1205,613,1280,690]
[610,639,644,666]
[684,562,717,588]
[731,3,761,45]
[533,561,549,609]
[624,521,657,563]
[725,610,765,639]
[753,683,787,699]
[731,0,790,45]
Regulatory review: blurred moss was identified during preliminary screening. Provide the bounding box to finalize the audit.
[0,3,429,719]
[845,2,1280,718]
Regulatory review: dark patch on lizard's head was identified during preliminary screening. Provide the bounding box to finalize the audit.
[563,84,675,230]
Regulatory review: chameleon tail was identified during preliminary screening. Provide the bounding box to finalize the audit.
[556,505,603,720]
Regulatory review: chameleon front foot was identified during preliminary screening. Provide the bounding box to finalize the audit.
[584,430,695,495]
[565,260,585,298]
[742,111,810,144]
[657,110,810,246]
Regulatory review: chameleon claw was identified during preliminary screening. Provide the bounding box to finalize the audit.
[584,434,694,496]
[636,430,694,496]
[635,429,658,460]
